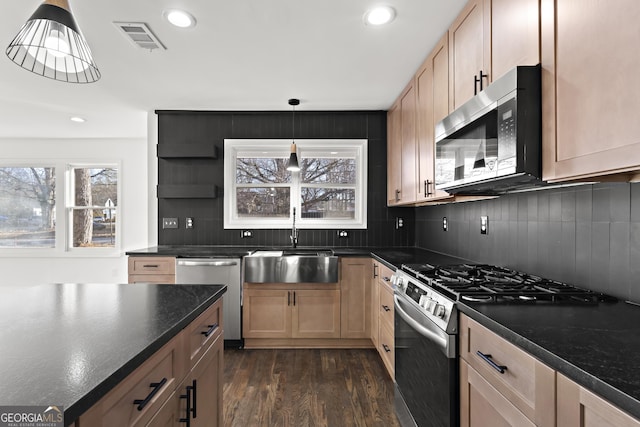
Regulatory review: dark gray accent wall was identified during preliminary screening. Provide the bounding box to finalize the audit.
[157,111,414,248]
[415,182,640,302]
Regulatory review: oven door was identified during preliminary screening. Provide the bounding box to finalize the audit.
[394,294,458,427]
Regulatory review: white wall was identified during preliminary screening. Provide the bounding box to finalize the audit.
[0,136,149,285]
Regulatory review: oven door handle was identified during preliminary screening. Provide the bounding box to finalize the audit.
[394,295,455,358]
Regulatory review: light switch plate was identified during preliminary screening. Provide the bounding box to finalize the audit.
[162,218,178,229]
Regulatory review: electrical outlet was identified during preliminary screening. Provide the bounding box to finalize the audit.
[443,217,448,231]
[162,218,178,229]
[480,216,488,234]
[241,230,253,238]
[185,217,194,229]
[337,230,349,238]
[395,217,404,230]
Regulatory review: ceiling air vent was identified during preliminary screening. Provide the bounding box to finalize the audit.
[113,22,166,51]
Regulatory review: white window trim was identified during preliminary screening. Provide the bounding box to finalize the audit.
[224,139,368,229]
[0,159,122,258]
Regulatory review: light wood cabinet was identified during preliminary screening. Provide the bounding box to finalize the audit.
[459,314,555,427]
[387,99,402,205]
[128,257,176,284]
[340,257,371,339]
[370,260,380,347]
[449,0,539,111]
[416,33,455,203]
[177,333,224,427]
[376,263,395,378]
[449,0,490,111]
[387,81,417,206]
[243,286,341,339]
[541,0,640,182]
[557,373,640,427]
[78,298,224,427]
[460,359,536,427]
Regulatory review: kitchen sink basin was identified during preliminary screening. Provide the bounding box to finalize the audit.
[249,249,333,257]
[245,249,338,283]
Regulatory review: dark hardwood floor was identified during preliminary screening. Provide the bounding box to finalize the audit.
[223,348,400,427]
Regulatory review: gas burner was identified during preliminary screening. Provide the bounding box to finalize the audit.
[461,294,493,302]
[422,263,618,305]
[401,263,436,278]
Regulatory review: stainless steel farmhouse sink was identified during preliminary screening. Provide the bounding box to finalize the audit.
[244,249,338,283]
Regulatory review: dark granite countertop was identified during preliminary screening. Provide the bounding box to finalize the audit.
[458,301,640,420]
[126,245,467,269]
[0,283,226,426]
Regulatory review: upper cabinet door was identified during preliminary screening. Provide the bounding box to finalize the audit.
[490,0,540,81]
[416,33,453,202]
[387,100,402,205]
[400,83,418,205]
[448,0,491,111]
[542,0,640,181]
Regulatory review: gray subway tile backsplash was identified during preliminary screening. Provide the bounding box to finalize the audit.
[415,182,639,302]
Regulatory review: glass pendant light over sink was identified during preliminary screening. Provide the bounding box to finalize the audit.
[286,98,301,172]
[6,0,100,83]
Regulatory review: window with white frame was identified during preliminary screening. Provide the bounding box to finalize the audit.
[67,166,118,248]
[0,167,56,248]
[224,139,367,229]
[0,162,119,253]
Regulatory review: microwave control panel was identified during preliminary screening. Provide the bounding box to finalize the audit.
[497,97,517,170]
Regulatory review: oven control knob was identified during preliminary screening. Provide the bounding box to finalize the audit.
[432,304,446,318]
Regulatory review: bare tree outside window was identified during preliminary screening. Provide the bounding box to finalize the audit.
[71,167,117,248]
[301,158,356,219]
[236,158,291,218]
[0,167,56,247]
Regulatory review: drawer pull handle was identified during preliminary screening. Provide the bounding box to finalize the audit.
[142,264,159,268]
[373,264,379,278]
[382,305,391,312]
[180,383,194,426]
[382,344,391,353]
[134,377,167,411]
[383,276,391,282]
[191,379,197,418]
[476,351,507,374]
[201,323,219,337]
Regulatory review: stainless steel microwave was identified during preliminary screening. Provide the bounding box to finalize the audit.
[435,65,542,195]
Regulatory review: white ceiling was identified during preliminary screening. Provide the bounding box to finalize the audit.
[0,0,467,139]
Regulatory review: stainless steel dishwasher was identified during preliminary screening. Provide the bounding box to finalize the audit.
[175,258,242,347]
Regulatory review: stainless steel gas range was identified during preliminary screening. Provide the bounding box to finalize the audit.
[392,262,616,427]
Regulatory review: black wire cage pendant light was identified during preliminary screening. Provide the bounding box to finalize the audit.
[6,0,100,83]
[286,98,301,172]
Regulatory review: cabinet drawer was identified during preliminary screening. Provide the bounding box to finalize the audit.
[128,274,175,284]
[377,264,395,293]
[78,333,186,427]
[186,298,223,367]
[378,321,394,378]
[379,284,394,327]
[128,257,176,276]
[459,314,555,426]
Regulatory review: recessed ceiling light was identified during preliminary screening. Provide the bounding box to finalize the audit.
[364,6,396,26]
[70,116,86,123]
[164,9,197,28]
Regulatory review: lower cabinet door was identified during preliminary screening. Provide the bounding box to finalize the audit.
[557,373,640,427]
[292,289,341,338]
[460,359,535,427]
[243,289,291,338]
[175,334,224,427]
[145,391,179,427]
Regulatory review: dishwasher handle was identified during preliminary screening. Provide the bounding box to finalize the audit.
[177,260,238,267]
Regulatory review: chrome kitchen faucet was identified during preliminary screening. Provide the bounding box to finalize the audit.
[290,207,299,248]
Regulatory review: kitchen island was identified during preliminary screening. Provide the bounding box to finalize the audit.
[0,283,226,426]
